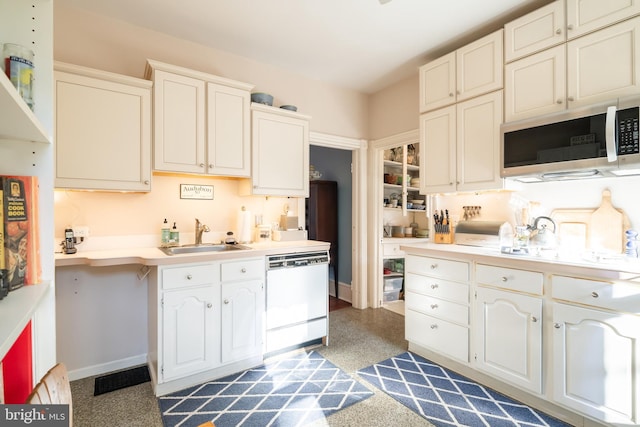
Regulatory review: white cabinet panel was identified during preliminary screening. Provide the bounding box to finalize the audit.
[475,286,543,394]
[456,29,504,102]
[419,105,456,193]
[476,264,544,295]
[406,309,469,362]
[419,52,456,112]
[405,254,469,283]
[221,279,264,363]
[405,272,469,305]
[567,0,640,39]
[504,1,566,62]
[553,302,640,425]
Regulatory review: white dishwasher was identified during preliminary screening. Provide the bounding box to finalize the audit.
[265,251,329,354]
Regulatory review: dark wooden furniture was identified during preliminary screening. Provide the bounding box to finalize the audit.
[306,180,339,297]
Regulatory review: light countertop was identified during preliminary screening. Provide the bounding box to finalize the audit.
[55,240,331,267]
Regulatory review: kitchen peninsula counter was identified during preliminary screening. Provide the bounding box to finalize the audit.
[54,240,330,267]
[399,242,640,281]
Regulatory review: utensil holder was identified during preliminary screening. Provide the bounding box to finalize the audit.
[433,224,454,244]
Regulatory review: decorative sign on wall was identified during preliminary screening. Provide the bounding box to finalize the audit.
[180,184,214,200]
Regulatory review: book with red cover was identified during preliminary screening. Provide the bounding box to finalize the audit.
[2,176,40,290]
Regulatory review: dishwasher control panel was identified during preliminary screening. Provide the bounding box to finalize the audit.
[267,251,329,269]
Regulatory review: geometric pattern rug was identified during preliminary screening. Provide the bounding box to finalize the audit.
[357,352,572,427]
[158,351,373,427]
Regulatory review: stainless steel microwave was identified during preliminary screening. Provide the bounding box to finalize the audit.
[501,96,640,182]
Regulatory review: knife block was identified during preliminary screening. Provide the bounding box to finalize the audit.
[434,226,454,244]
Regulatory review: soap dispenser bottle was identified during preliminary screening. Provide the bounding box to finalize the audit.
[170,222,180,247]
[161,218,170,247]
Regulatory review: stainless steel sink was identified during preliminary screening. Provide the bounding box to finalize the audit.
[159,243,251,255]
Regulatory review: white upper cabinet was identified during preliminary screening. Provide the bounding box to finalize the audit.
[240,103,310,197]
[567,16,640,108]
[567,0,640,39]
[420,91,503,194]
[54,62,152,191]
[145,60,253,177]
[419,30,503,113]
[504,1,566,62]
[505,45,566,121]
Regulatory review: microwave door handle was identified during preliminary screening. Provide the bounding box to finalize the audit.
[605,105,617,162]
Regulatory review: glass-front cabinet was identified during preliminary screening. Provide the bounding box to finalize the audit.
[383,143,425,218]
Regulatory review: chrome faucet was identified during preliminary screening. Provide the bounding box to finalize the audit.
[195,218,210,245]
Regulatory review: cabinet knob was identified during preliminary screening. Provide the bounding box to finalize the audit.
[224,299,230,304]
[449,92,454,97]
[208,164,213,169]
[430,324,438,329]
[556,28,562,35]
[430,264,438,270]
[501,276,508,282]
[241,268,247,273]
[567,24,574,31]
[568,96,575,102]
[532,316,538,323]
[207,303,212,308]
[144,180,150,185]
[554,323,561,329]
[591,291,599,298]
[186,274,193,280]
[430,304,438,309]
[556,99,563,104]
[430,284,439,290]
[199,163,205,168]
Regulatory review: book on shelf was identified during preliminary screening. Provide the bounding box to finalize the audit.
[1,176,40,292]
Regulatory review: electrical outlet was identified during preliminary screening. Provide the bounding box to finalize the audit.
[73,226,89,238]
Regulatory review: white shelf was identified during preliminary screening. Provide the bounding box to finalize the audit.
[0,73,50,143]
[0,282,51,359]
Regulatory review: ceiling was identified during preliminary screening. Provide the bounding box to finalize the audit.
[59,0,550,94]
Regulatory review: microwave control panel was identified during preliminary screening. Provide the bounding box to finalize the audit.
[618,110,639,155]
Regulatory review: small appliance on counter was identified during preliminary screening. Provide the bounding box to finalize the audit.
[454,221,507,248]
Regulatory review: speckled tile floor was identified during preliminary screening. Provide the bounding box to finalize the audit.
[70,307,434,426]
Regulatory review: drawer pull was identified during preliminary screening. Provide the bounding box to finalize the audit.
[501,276,508,282]
[430,324,438,329]
[186,274,193,280]
[430,304,438,309]
[532,316,538,323]
[430,264,438,270]
[591,292,599,298]
[207,303,212,308]
[223,299,229,305]
[555,28,562,35]
[554,323,561,329]
[430,284,439,290]
[241,268,247,273]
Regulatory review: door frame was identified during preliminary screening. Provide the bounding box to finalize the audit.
[309,132,368,309]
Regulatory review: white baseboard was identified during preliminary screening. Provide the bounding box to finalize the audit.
[330,280,352,303]
[67,354,148,381]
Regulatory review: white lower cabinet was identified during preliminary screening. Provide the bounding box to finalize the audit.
[162,285,218,380]
[405,255,470,362]
[474,286,542,394]
[220,258,265,363]
[552,275,640,426]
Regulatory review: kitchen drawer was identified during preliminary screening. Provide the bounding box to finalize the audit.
[552,275,640,314]
[406,255,469,283]
[405,292,468,325]
[221,258,265,282]
[382,243,405,257]
[476,264,543,295]
[161,263,217,290]
[406,309,469,362]
[405,272,469,304]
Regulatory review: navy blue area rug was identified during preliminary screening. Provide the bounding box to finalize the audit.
[357,352,571,427]
[159,351,373,427]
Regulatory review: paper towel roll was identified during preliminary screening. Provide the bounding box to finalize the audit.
[237,209,253,243]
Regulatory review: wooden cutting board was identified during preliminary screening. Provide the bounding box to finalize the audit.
[551,189,630,254]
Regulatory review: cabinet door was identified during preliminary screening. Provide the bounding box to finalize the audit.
[162,286,217,381]
[419,52,456,113]
[456,90,503,192]
[153,70,206,174]
[475,287,542,394]
[504,1,566,62]
[206,82,250,177]
[249,108,309,197]
[419,105,456,194]
[456,29,504,102]
[505,45,566,122]
[221,280,264,363]
[567,17,640,108]
[55,68,151,191]
[567,0,640,40]
[553,302,640,425]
